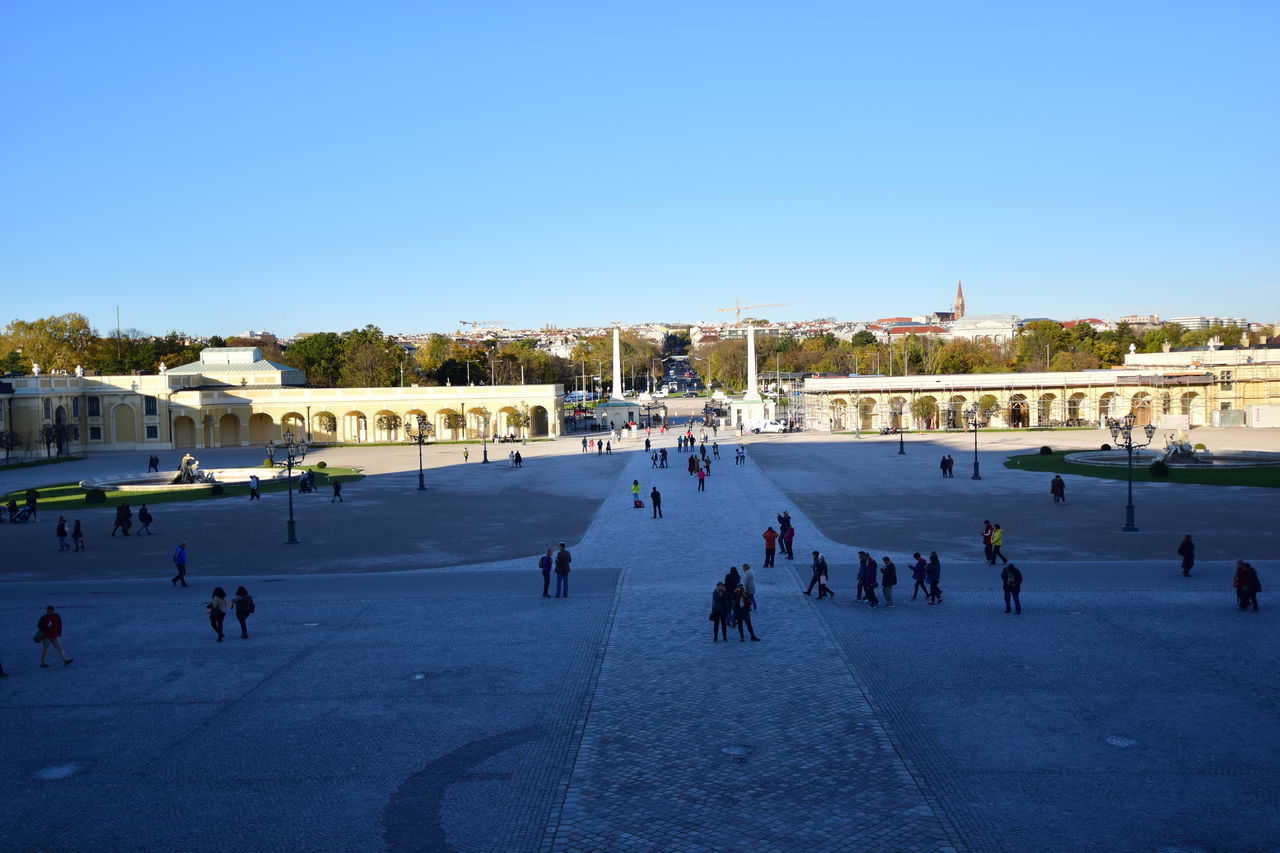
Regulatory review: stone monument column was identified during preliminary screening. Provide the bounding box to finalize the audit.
[744,325,760,400]
[611,327,625,402]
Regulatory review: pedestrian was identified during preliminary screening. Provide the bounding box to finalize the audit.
[982,520,995,565]
[111,504,128,536]
[148,454,159,473]
[1050,475,1066,504]
[248,474,260,500]
[1234,560,1261,611]
[696,468,706,491]
[513,450,523,468]
[464,447,470,463]
[880,557,898,607]
[1001,564,1023,614]
[724,566,741,627]
[910,553,929,600]
[712,441,720,459]
[926,551,942,604]
[25,491,38,521]
[71,519,84,551]
[659,448,668,468]
[35,605,73,667]
[605,440,612,455]
[991,524,1008,564]
[631,479,641,506]
[171,540,189,587]
[232,586,255,638]
[817,559,835,600]
[554,543,571,598]
[651,451,659,468]
[858,552,879,607]
[597,440,603,456]
[939,455,948,479]
[56,516,69,551]
[581,437,588,453]
[703,457,711,476]
[136,504,153,535]
[710,581,731,642]
[782,524,795,560]
[650,487,663,519]
[508,450,515,468]
[737,446,747,466]
[539,548,553,598]
[644,437,651,452]
[741,562,757,611]
[688,455,698,476]
[120,503,132,535]
[1177,534,1195,576]
[733,587,760,641]
[946,455,955,477]
[331,479,343,502]
[762,527,778,567]
[207,587,230,641]
[805,551,828,596]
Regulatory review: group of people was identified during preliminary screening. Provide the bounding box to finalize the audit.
[938,455,957,477]
[206,586,256,640]
[110,503,155,537]
[761,511,796,567]
[538,544,573,598]
[710,564,760,642]
[981,520,1009,565]
[580,437,613,455]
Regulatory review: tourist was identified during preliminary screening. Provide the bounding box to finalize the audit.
[651,451,659,468]
[111,504,129,537]
[514,450,523,468]
[1234,560,1261,611]
[464,447,470,462]
[817,559,835,600]
[71,519,84,551]
[762,527,778,568]
[248,473,260,500]
[659,448,668,468]
[982,520,995,565]
[55,516,69,551]
[25,491,38,521]
[605,440,612,455]
[171,540,188,587]
[136,504,153,535]
[35,605,73,667]
[644,437,651,452]
[733,587,760,641]
[650,487,662,519]
[1178,534,1195,576]
[910,553,929,600]
[539,548,553,598]
[554,543,571,598]
[946,455,955,477]
[741,562,757,611]
[712,441,720,459]
[696,467,706,491]
[232,586,255,638]
[939,455,949,479]
[331,479,343,502]
[710,581,731,642]
[1050,475,1066,503]
[581,437,588,453]
[508,450,515,468]
[724,566,741,626]
[688,455,699,476]
[926,551,942,604]
[880,557,898,607]
[597,440,603,456]
[147,454,159,473]
[805,551,828,596]
[631,479,641,506]
[1001,564,1024,614]
[858,553,879,607]
[207,587,230,641]
[991,524,1008,564]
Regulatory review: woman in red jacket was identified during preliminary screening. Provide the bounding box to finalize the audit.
[37,605,73,667]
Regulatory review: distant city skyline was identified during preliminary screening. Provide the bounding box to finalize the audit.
[4,3,1276,337]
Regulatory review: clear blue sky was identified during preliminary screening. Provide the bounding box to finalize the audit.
[3,1,1277,338]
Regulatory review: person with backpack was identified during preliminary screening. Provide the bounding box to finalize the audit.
[926,551,943,605]
[804,551,828,596]
[171,541,189,587]
[910,553,929,600]
[232,586,255,638]
[136,505,154,535]
[1001,564,1024,614]
[880,557,898,607]
[991,524,1008,565]
[207,587,230,641]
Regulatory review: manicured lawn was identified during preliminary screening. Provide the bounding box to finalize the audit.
[1003,451,1280,488]
[4,466,365,510]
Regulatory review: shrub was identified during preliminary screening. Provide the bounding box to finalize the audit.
[1101,443,1112,451]
[1193,443,1206,451]
[210,484,224,495]
[1039,446,1052,455]
[316,460,328,469]
[261,457,276,467]
[84,488,107,503]
[1149,460,1171,477]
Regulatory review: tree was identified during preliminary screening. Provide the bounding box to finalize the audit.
[849,330,877,347]
[0,313,98,373]
[0,429,23,464]
[910,396,938,428]
[1014,321,1071,371]
[375,414,402,435]
[284,332,344,386]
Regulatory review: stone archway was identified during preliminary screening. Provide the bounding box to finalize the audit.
[248,413,275,444]
[218,413,241,447]
[1038,393,1057,426]
[1131,393,1153,427]
[858,397,876,431]
[342,411,368,443]
[1067,393,1088,425]
[946,395,967,430]
[312,411,337,443]
[173,416,197,449]
[830,398,849,431]
[1008,394,1028,429]
[114,404,137,445]
[530,406,550,437]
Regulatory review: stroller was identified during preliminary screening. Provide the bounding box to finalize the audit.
[7,505,32,523]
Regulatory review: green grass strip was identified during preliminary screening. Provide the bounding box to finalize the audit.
[1003,451,1280,488]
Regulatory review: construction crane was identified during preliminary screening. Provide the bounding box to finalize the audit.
[456,320,511,336]
[717,300,789,324]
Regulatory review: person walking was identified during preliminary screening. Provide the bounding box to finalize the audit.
[597,440,603,456]
[733,587,760,641]
[171,540,189,587]
[71,519,84,551]
[696,468,707,491]
[858,553,879,607]
[36,606,73,667]
[724,566,741,627]
[331,479,343,502]
[805,551,828,596]
[248,474,260,500]
[712,441,720,459]
[554,543,571,598]
[982,520,995,565]
[148,454,159,473]
[207,587,230,641]
[991,524,1008,564]
[1177,534,1195,576]
[741,562,757,611]
[880,557,898,607]
[1234,561,1262,611]
[232,586,255,638]
[56,517,69,551]
[946,455,955,477]
[581,437,588,453]
[111,504,129,537]
[539,548,553,597]
[1050,475,1066,504]
[1001,564,1023,614]
[650,487,663,519]
[817,559,835,600]
[710,581,731,642]
[659,448,668,468]
[939,455,949,479]
[762,527,778,568]
[631,479,641,506]
[25,491,38,521]
[910,553,929,600]
[136,504,153,535]
[926,551,942,604]
[463,447,470,463]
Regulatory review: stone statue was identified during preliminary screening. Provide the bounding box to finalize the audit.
[158,362,167,374]
[171,453,206,484]
[31,363,41,376]
[75,364,84,377]
[1161,341,1171,353]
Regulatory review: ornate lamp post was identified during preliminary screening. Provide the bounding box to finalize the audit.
[1109,413,1157,532]
[479,408,491,463]
[963,405,991,480]
[891,403,906,455]
[265,430,307,545]
[407,414,430,491]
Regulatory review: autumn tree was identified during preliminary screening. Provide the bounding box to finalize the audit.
[0,313,98,373]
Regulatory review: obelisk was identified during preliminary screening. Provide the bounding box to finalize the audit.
[743,325,760,400]
[611,327,625,401]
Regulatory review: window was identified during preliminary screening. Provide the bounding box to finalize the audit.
[145,425,159,439]
[1219,370,1233,391]
[89,426,102,440]
[144,396,157,416]
[43,399,51,419]
[72,398,80,418]
[87,397,101,417]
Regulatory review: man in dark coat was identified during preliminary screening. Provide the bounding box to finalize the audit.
[650,487,663,519]
[554,543,572,598]
[1001,564,1023,614]
[1177,534,1195,576]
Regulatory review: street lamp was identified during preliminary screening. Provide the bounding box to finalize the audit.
[963,405,991,480]
[479,408,491,463]
[265,430,307,545]
[407,414,430,491]
[891,404,906,454]
[1109,413,1157,532]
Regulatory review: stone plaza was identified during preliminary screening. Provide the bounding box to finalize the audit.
[1,421,1277,852]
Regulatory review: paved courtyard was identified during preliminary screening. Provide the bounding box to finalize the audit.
[2,427,1277,851]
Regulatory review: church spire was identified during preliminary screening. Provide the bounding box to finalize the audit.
[954,280,965,319]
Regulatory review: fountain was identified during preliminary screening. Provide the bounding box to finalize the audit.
[80,454,290,493]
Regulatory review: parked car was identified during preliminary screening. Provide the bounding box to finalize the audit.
[748,420,785,433]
